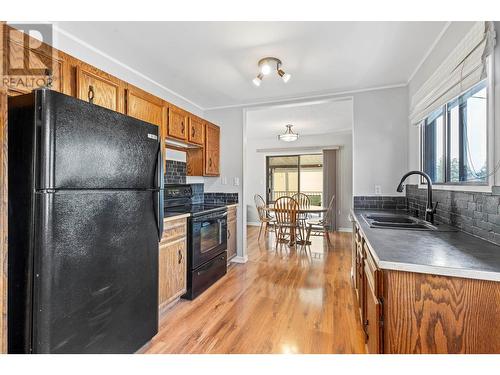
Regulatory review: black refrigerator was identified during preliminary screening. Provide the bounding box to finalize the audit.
[8,89,163,353]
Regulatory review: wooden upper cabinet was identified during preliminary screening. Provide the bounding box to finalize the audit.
[167,106,188,141]
[125,86,163,127]
[5,27,64,95]
[76,66,122,112]
[188,116,205,145]
[204,122,220,176]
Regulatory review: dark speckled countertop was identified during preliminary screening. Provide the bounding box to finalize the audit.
[351,209,500,282]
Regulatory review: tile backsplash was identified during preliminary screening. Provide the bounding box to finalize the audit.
[190,183,204,204]
[165,160,186,184]
[204,192,239,205]
[353,196,407,210]
[406,184,500,246]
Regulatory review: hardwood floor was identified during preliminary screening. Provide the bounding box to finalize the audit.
[146,226,366,354]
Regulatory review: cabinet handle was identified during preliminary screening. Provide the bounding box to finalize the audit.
[191,126,195,138]
[228,228,231,240]
[209,158,212,167]
[88,85,95,104]
[178,249,183,264]
[44,68,53,89]
[181,122,185,134]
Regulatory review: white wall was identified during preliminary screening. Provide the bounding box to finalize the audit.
[245,131,353,230]
[203,108,245,259]
[351,86,409,196]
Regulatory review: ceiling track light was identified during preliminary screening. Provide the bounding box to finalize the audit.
[278,124,299,142]
[252,57,291,86]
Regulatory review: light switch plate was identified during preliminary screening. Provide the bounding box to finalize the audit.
[221,176,227,185]
[234,177,240,186]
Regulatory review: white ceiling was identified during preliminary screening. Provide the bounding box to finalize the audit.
[246,98,353,140]
[55,21,447,110]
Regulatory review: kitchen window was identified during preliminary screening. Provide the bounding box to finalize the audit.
[420,80,488,185]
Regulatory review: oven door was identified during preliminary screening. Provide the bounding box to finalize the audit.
[191,210,228,269]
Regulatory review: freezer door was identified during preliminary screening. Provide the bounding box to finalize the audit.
[32,190,158,353]
[35,89,160,190]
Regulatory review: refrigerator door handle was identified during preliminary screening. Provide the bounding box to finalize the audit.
[154,143,164,241]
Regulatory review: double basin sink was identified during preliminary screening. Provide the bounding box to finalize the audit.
[362,213,457,232]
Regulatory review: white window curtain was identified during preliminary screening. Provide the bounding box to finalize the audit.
[410,21,496,124]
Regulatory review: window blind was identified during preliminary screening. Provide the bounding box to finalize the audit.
[410,21,496,125]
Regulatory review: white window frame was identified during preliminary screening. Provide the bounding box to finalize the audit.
[418,54,496,193]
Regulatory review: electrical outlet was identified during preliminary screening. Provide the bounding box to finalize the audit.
[375,185,382,195]
[233,177,240,186]
[221,176,227,185]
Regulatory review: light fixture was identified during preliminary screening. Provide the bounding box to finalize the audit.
[252,73,263,87]
[252,57,291,86]
[278,124,299,142]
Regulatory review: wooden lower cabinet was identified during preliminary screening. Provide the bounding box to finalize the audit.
[352,225,500,354]
[159,218,187,311]
[227,206,237,261]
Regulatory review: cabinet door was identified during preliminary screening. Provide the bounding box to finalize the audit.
[204,123,220,176]
[167,106,188,141]
[6,27,64,94]
[76,66,121,112]
[227,208,237,260]
[126,87,163,127]
[364,263,382,353]
[188,116,205,145]
[159,238,187,307]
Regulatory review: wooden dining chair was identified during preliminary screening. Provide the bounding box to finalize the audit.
[291,192,311,224]
[254,194,275,240]
[306,195,335,245]
[273,196,301,249]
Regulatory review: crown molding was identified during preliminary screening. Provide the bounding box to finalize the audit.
[204,83,408,111]
[52,24,205,112]
[406,21,451,84]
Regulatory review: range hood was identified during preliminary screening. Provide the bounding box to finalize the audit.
[165,138,202,149]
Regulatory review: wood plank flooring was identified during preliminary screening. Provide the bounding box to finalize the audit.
[146,226,366,354]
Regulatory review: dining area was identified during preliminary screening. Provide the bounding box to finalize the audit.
[253,193,335,250]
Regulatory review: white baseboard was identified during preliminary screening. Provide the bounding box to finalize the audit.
[247,222,261,227]
[231,255,248,263]
[338,227,353,233]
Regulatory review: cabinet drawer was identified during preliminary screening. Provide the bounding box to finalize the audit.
[161,218,187,244]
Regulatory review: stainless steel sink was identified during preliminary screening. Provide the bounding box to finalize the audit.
[362,213,438,231]
[365,214,417,224]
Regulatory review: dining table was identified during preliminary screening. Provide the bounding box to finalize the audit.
[263,204,328,246]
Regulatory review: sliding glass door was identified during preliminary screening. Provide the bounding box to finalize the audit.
[266,154,323,206]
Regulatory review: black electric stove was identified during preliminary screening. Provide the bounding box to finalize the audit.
[165,203,228,217]
[164,184,227,299]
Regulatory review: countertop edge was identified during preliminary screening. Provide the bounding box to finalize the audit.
[350,209,500,282]
[163,213,190,222]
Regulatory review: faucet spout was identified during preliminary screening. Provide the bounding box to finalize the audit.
[396,170,436,224]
